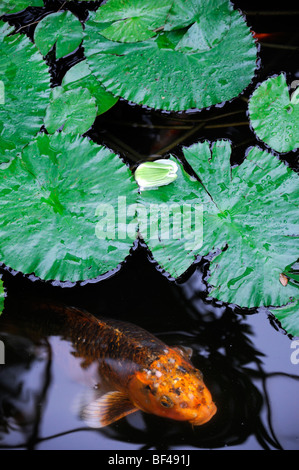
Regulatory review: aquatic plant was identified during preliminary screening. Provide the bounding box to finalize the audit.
[45,87,98,134]
[138,142,299,309]
[34,11,84,59]
[84,0,257,111]
[134,159,178,189]
[269,261,299,336]
[0,133,137,282]
[0,21,50,161]
[0,0,43,16]
[0,1,298,336]
[61,60,118,116]
[248,74,299,153]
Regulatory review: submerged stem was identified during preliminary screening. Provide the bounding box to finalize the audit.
[260,42,299,51]
[155,122,206,155]
[104,131,146,162]
[245,10,299,15]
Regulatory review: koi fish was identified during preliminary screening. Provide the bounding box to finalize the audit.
[2,300,217,428]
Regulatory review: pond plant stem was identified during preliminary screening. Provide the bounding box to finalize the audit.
[155,122,206,156]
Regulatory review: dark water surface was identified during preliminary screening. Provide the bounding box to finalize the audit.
[0,0,298,451]
[1,248,299,451]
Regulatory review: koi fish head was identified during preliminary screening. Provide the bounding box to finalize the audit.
[128,347,217,426]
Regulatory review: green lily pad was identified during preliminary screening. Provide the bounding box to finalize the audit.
[0,0,43,16]
[284,260,299,284]
[269,300,299,337]
[34,11,83,59]
[61,60,118,116]
[137,157,208,278]
[268,259,299,336]
[44,87,97,134]
[166,0,234,53]
[248,74,299,153]
[138,142,299,308]
[0,133,138,282]
[0,21,51,161]
[84,2,257,111]
[94,0,173,43]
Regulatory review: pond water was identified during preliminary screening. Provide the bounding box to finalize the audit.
[0,247,298,450]
[0,0,298,452]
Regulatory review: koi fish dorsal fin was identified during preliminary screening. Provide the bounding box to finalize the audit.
[80,391,138,428]
[63,305,100,324]
[173,345,193,360]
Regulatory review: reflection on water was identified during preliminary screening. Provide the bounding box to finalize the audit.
[0,333,52,449]
[0,249,298,450]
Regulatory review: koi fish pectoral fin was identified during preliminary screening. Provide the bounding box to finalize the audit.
[80,390,139,428]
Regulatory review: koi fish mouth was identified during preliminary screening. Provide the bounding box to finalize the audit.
[190,401,217,426]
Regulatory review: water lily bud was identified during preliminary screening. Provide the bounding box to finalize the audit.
[134,159,178,190]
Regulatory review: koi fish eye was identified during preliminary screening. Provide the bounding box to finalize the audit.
[160,396,173,408]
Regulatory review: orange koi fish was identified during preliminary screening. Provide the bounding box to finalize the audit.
[3,301,217,428]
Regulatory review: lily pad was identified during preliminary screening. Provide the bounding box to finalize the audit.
[137,157,208,278]
[166,0,234,53]
[138,142,299,308]
[0,21,51,161]
[84,2,257,111]
[0,0,43,16]
[248,74,299,153]
[94,0,173,43]
[268,259,299,336]
[284,260,299,284]
[34,11,83,59]
[44,87,97,134]
[61,60,118,116]
[0,133,138,282]
[269,300,299,337]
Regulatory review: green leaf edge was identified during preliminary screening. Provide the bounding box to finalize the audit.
[248,73,299,154]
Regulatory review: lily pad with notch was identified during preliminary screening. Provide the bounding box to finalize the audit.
[138,141,299,309]
[34,11,83,59]
[94,0,173,43]
[84,0,257,111]
[61,60,118,116]
[0,133,138,283]
[166,0,234,53]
